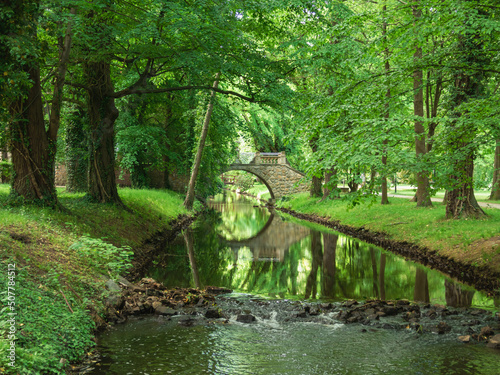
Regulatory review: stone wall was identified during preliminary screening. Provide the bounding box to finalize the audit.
[55,164,67,186]
[54,163,189,193]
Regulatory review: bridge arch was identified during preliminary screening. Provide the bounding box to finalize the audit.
[224,152,309,201]
[225,166,275,200]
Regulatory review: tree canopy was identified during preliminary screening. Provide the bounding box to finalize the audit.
[0,0,499,218]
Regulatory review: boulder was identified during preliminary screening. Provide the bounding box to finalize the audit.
[205,309,221,319]
[487,334,500,349]
[237,314,256,323]
[105,279,121,292]
[458,335,471,343]
[155,306,177,316]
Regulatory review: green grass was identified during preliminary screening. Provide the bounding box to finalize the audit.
[278,192,500,273]
[246,183,271,201]
[0,184,188,374]
[387,185,500,204]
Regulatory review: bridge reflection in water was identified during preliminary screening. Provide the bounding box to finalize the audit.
[210,191,309,262]
[147,191,496,307]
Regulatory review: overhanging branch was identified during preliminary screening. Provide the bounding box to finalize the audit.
[112,85,260,102]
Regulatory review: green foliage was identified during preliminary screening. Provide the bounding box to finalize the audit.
[0,263,95,374]
[69,236,133,276]
[116,118,168,189]
[0,161,12,182]
[234,173,255,193]
[65,108,88,193]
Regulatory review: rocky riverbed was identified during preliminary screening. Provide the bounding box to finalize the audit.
[102,277,500,347]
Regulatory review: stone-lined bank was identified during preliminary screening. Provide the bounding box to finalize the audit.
[276,207,500,295]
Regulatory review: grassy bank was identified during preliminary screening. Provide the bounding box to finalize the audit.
[0,184,188,374]
[277,193,500,275]
[245,183,271,201]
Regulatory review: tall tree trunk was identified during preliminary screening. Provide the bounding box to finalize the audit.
[10,63,57,205]
[322,167,339,199]
[413,1,432,207]
[426,72,442,154]
[381,4,390,205]
[84,61,121,204]
[445,16,486,219]
[48,7,75,172]
[5,1,57,205]
[490,140,500,200]
[309,136,323,198]
[184,73,220,210]
[310,175,323,198]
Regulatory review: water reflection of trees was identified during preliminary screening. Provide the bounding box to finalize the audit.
[147,194,493,308]
[445,280,475,308]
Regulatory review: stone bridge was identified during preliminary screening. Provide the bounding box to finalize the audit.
[224,212,310,262]
[225,152,309,201]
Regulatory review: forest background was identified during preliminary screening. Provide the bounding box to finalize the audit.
[0,0,499,219]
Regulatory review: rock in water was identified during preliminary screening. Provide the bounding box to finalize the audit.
[487,334,500,349]
[458,335,471,344]
[237,314,256,323]
[205,309,221,319]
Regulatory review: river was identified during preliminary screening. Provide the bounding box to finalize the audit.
[89,191,500,375]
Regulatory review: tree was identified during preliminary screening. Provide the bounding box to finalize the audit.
[412,0,432,207]
[184,74,220,210]
[491,140,500,200]
[444,1,489,219]
[2,1,57,205]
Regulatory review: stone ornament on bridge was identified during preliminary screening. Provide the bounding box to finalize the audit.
[227,151,309,202]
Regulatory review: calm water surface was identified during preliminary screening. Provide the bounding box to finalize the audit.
[90,191,500,375]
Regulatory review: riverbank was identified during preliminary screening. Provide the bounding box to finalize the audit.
[0,184,190,374]
[276,193,500,295]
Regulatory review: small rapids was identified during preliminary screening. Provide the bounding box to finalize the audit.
[89,294,500,375]
[86,191,500,374]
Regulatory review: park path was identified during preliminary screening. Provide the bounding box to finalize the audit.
[387,194,500,210]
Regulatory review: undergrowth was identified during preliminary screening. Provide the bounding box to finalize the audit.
[0,184,188,374]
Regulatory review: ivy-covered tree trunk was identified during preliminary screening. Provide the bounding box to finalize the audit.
[84,61,121,204]
[10,64,58,205]
[490,140,500,200]
[3,1,57,206]
[445,5,486,219]
[66,108,88,192]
